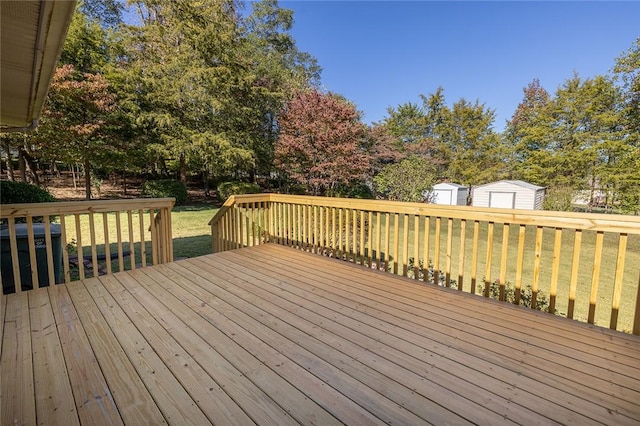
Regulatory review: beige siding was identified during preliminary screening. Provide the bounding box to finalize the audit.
[472,182,543,210]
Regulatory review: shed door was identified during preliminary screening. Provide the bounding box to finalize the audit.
[434,189,453,205]
[489,192,515,209]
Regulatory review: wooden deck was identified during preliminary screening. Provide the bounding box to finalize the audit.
[2,244,639,425]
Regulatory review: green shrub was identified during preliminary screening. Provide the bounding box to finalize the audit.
[479,279,552,312]
[543,186,574,211]
[328,182,375,199]
[408,257,457,287]
[217,181,261,201]
[0,180,56,204]
[141,180,187,205]
[0,181,56,224]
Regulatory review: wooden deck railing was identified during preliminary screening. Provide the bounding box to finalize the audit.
[210,194,640,334]
[0,198,174,294]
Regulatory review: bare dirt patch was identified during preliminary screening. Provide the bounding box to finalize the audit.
[34,172,220,206]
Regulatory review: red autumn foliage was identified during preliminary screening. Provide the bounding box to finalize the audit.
[275,90,370,194]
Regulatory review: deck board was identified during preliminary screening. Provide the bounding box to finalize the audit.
[220,247,638,425]
[244,245,640,414]
[252,245,640,383]
[2,243,640,425]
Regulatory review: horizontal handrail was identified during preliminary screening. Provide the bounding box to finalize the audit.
[213,193,640,233]
[210,194,640,335]
[0,198,175,295]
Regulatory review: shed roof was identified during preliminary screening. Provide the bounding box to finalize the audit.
[434,182,467,189]
[475,180,545,191]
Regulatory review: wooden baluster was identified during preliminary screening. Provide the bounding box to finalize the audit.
[299,204,303,249]
[338,208,344,260]
[434,217,441,284]
[353,209,364,265]
[531,226,544,309]
[402,214,409,277]
[499,224,510,301]
[422,216,430,282]
[609,233,628,330]
[549,228,563,313]
[88,212,99,276]
[457,219,467,291]
[102,213,112,274]
[360,210,365,265]
[375,212,381,269]
[60,215,71,283]
[588,231,605,324]
[138,209,147,267]
[483,222,495,298]
[567,229,582,318]
[253,202,258,246]
[167,206,173,262]
[319,206,324,255]
[384,213,390,272]
[514,225,526,305]
[74,214,85,279]
[43,217,55,285]
[345,208,351,261]
[445,218,453,287]
[116,212,124,269]
[128,210,136,274]
[7,218,21,292]
[246,205,251,248]
[413,215,420,280]
[353,209,358,263]
[393,213,399,275]
[25,216,39,289]
[150,211,158,265]
[633,270,640,335]
[312,205,317,253]
[221,214,227,251]
[307,204,312,251]
[368,211,373,268]
[332,207,337,258]
[470,221,479,294]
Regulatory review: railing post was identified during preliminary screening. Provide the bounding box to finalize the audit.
[632,269,640,335]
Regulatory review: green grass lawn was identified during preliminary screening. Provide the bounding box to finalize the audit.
[59,205,218,278]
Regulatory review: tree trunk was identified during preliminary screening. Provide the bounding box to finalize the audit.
[18,148,26,182]
[3,142,14,181]
[71,164,77,190]
[203,171,210,197]
[84,157,92,200]
[20,147,39,186]
[179,153,187,183]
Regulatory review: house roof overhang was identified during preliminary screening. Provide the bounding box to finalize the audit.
[1,0,77,132]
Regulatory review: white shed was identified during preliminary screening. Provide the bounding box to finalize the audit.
[472,180,545,210]
[430,183,468,205]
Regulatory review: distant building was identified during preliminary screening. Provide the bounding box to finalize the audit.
[472,180,545,210]
[429,183,468,205]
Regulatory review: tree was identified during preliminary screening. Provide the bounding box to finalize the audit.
[373,156,437,202]
[35,65,119,199]
[120,0,320,184]
[444,98,505,186]
[545,74,626,207]
[504,78,553,182]
[363,124,405,177]
[274,90,370,194]
[612,38,640,213]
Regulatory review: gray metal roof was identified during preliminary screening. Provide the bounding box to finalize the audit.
[433,182,468,189]
[475,180,545,191]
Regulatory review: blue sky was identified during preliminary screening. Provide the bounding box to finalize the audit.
[277,1,640,131]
